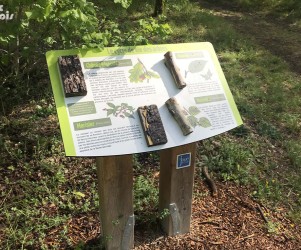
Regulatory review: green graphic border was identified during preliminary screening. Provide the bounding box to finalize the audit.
[46,42,242,156]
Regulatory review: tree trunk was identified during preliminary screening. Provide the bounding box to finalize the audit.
[153,0,165,16]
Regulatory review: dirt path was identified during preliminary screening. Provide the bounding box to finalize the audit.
[199,0,301,75]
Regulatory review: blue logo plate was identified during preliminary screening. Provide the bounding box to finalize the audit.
[176,153,191,169]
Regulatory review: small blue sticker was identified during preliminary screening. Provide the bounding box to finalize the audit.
[176,153,191,169]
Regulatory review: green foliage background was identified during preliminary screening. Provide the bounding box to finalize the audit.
[0,0,298,114]
[0,0,171,114]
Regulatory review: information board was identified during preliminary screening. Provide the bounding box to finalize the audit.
[46,42,243,156]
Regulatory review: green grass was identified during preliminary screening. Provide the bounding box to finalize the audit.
[1,0,301,248]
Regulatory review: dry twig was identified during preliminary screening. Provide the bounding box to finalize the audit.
[239,234,255,242]
[256,205,269,223]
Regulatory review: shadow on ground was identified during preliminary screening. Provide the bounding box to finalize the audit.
[199,0,301,75]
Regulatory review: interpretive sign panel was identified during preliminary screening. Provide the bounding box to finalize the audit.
[46,42,243,156]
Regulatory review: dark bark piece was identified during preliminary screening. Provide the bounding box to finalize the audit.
[165,97,193,136]
[58,55,87,97]
[138,105,168,146]
[164,51,187,89]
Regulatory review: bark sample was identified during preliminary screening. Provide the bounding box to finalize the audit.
[165,97,193,136]
[138,105,168,146]
[164,51,187,89]
[58,55,87,97]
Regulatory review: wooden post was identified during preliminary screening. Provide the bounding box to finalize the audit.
[159,143,196,236]
[96,155,134,250]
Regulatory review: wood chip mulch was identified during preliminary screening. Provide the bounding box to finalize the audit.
[30,169,301,249]
[134,179,301,250]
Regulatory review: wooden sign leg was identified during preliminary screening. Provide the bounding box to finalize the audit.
[159,143,196,236]
[96,155,134,250]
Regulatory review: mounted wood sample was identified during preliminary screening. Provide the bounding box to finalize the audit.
[138,105,168,146]
[164,51,187,89]
[58,55,87,97]
[165,97,193,136]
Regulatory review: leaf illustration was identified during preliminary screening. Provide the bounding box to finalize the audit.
[124,112,135,119]
[198,117,211,128]
[107,102,116,108]
[106,109,114,117]
[201,69,213,80]
[129,62,145,83]
[188,60,207,73]
[105,102,135,119]
[188,106,201,116]
[128,106,135,112]
[129,61,160,83]
[147,71,160,79]
[187,116,198,128]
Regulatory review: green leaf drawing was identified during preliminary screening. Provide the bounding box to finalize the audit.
[124,112,135,119]
[106,109,114,116]
[201,69,213,80]
[188,106,201,116]
[187,116,198,128]
[107,102,116,108]
[104,102,135,119]
[129,62,144,83]
[198,117,211,128]
[147,71,160,78]
[188,60,207,73]
[128,60,159,83]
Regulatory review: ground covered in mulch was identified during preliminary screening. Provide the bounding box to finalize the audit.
[56,163,301,249]
[134,176,301,249]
